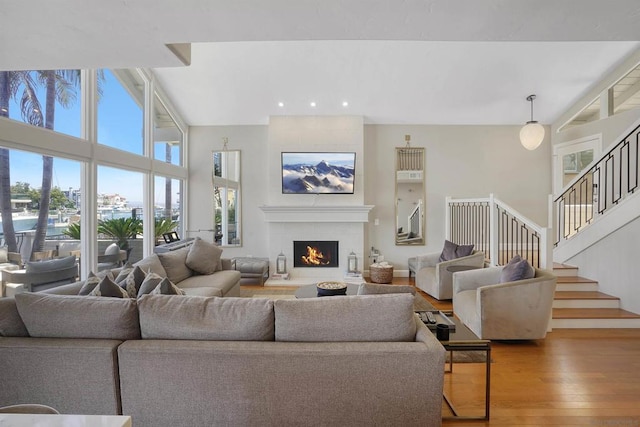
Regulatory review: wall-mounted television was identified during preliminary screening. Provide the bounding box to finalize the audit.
[282,152,356,194]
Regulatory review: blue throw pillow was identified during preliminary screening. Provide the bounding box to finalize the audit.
[499,255,535,283]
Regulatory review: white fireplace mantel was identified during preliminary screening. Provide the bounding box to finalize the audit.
[260,205,374,223]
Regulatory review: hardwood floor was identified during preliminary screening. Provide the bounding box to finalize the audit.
[397,277,640,426]
[250,277,640,425]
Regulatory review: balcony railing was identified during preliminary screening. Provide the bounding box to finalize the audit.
[446,194,551,269]
[554,123,640,246]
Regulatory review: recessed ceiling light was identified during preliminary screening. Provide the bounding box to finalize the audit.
[310,102,316,107]
[342,101,349,107]
[278,102,284,107]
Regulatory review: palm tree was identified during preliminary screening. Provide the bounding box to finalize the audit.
[0,71,38,252]
[0,71,17,251]
[30,70,80,255]
[98,217,142,251]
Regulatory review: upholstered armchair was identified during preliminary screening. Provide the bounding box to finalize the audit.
[411,250,485,300]
[452,266,557,340]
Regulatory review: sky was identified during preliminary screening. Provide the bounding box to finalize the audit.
[5,70,181,207]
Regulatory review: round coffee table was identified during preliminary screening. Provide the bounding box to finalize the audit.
[294,283,360,298]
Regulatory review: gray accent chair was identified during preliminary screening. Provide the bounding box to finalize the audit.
[453,266,557,340]
[411,250,485,300]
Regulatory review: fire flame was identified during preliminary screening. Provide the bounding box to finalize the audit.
[301,245,330,265]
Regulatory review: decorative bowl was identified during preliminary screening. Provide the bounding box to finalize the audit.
[316,281,348,296]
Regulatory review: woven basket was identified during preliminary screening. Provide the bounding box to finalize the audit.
[369,265,393,284]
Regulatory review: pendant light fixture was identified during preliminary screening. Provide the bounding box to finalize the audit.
[519,94,545,151]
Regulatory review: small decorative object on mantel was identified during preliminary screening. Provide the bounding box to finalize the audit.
[316,281,348,297]
[347,250,358,273]
[276,251,287,274]
[369,262,394,284]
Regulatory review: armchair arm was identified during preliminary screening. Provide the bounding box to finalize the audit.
[221,258,236,271]
[409,252,440,270]
[2,265,78,292]
[452,266,503,294]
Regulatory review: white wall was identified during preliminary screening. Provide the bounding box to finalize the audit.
[187,125,269,260]
[188,121,553,277]
[364,125,552,274]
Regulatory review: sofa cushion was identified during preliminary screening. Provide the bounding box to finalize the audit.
[77,272,103,296]
[274,294,416,342]
[0,297,29,337]
[137,272,166,297]
[89,275,129,298]
[118,265,147,297]
[15,293,140,339]
[25,255,76,273]
[357,282,416,295]
[439,240,474,262]
[150,277,185,295]
[500,255,535,283]
[186,238,222,275]
[133,253,167,277]
[138,295,275,340]
[157,246,193,283]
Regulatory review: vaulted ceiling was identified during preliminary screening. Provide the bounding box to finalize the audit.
[2,1,640,126]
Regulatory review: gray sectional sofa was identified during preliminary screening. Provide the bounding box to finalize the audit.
[0,292,446,426]
[47,237,241,298]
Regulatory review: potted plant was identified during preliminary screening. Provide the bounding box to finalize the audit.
[154,218,179,245]
[97,217,142,251]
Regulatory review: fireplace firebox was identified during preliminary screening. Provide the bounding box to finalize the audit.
[293,241,339,268]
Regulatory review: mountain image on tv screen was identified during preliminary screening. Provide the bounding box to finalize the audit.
[282,152,356,194]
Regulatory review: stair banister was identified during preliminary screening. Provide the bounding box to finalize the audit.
[446,194,552,269]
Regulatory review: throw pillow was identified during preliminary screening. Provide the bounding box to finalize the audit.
[137,272,165,297]
[88,275,129,298]
[156,246,193,283]
[438,240,474,262]
[185,237,223,275]
[150,277,185,295]
[499,255,536,283]
[0,246,8,263]
[25,255,76,273]
[118,265,147,298]
[113,262,134,283]
[78,272,104,296]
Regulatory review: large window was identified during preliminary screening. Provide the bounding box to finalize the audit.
[0,146,81,260]
[97,166,143,264]
[97,69,144,155]
[0,69,81,137]
[154,93,182,166]
[0,67,187,273]
[154,175,183,243]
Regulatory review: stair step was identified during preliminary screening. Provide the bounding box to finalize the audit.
[555,276,599,292]
[553,291,620,309]
[552,308,640,328]
[552,262,579,277]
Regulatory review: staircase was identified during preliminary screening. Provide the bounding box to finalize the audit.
[551,263,640,328]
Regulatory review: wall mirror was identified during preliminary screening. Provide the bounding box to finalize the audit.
[213,150,241,246]
[395,142,425,245]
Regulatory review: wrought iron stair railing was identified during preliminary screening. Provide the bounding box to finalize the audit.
[554,122,640,246]
[446,194,552,269]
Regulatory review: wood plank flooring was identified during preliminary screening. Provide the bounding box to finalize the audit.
[247,277,640,425]
[401,278,640,425]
